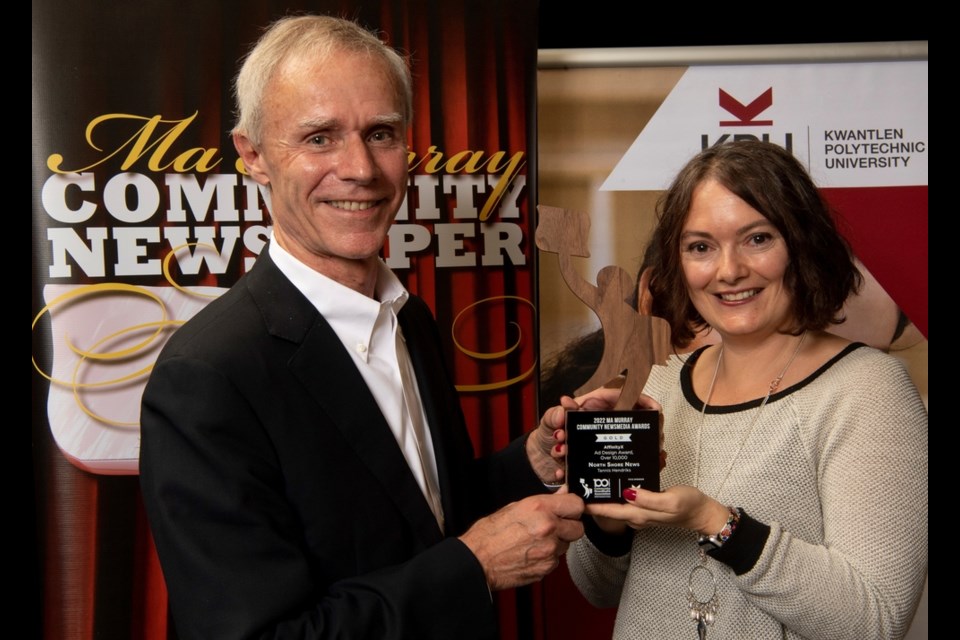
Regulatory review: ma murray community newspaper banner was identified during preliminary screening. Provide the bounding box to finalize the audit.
[32,2,541,638]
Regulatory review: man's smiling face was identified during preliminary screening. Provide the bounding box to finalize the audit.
[239,48,409,277]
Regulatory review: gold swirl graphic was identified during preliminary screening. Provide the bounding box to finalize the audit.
[32,283,170,383]
[451,295,538,392]
[69,320,184,427]
[33,243,226,426]
[163,242,223,299]
[32,284,177,428]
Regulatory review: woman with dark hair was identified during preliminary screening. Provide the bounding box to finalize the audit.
[565,140,928,639]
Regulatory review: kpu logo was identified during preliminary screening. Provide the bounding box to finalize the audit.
[702,87,792,151]
[720,88,773,126]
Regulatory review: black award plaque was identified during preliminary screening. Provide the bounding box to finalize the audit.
[566,410,660,502]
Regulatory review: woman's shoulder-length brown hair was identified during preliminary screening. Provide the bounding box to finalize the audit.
[644,140,862,348]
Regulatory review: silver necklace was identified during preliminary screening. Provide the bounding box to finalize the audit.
[693,330,808,495]
[687,331,807,639]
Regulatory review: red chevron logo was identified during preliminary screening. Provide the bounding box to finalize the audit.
[719,88,773,126]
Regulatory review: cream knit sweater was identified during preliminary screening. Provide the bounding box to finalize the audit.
[567,344,928,639]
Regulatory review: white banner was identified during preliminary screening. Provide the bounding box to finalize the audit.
[603,61,927,190]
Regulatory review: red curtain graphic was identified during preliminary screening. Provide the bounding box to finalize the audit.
[33,1,540,637]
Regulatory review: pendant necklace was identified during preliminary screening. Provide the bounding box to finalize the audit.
[686,331,808,639]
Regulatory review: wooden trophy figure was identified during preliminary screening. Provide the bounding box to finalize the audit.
[536,205,672,410]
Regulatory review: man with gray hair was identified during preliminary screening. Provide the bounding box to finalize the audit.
[139,14,585,639]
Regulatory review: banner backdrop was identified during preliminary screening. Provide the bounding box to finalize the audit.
[536,51,927,640]
[33,1,540,637]
[602,60,928,338]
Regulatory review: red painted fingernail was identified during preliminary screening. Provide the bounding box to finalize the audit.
[553,430,561,440]
[554,443,563,453]
[623,488,637,501]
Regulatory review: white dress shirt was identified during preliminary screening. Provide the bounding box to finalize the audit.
[269,240,445,529]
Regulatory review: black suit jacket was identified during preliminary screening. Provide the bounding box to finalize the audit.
[139,251,544,639]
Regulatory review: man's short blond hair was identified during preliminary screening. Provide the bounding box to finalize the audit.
[233,14,412,145]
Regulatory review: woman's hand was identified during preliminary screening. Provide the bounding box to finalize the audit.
[527,387,623,484]
[586,485,730,536]
[527,395,579,484]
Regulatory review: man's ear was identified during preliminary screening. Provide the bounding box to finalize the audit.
[233,132,270,186]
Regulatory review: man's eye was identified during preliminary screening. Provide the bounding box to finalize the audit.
[309,135,330,145]
[369,130,394,143]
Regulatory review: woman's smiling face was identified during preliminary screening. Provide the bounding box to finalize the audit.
[680,178,793,341]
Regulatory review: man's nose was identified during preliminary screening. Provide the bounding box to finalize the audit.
[335,135,377,183]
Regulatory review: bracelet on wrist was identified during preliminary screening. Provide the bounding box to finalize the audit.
[697,506,742,551]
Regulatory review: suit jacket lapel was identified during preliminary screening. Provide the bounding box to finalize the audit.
[245,252,444,544]
[398,298,471,532]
